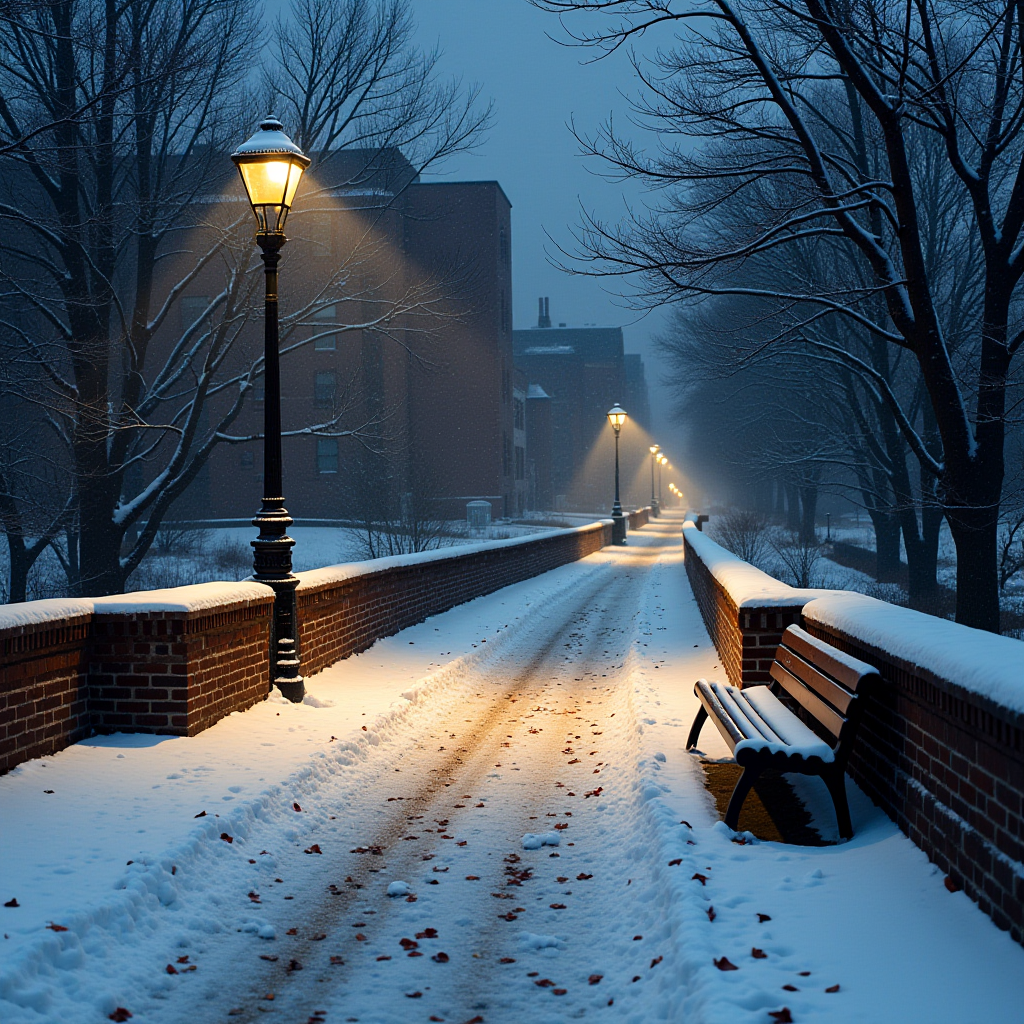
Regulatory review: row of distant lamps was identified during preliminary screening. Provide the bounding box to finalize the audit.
[606,406,678,545]
[229,116,681,696]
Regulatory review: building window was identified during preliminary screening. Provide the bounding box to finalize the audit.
[515,445,525,481]
[313,303,337,351]
[514,397,525,430]
[503,432,512,476]
[240,451,254,468]
[317,437,338,474]
[181,295,210,332]
[314,370,336,408]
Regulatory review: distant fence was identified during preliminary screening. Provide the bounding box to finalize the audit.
[682,521,1024,946]
[1,520,616,776]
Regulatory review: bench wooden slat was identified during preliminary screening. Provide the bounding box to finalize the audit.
[782,625,874,692]
[770,660,847,739]
[694,679,744,750]
[775,644,854,714]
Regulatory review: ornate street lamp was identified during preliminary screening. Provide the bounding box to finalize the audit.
[232,116,311,703]
[649,444,660,517]
[657,453,668,510]
[607,404,628,545]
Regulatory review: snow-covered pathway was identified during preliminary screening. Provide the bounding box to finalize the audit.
[2,516,1023,1024]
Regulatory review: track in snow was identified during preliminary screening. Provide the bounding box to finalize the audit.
[159,535,681,1024]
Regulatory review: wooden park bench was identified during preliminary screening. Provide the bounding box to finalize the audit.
[685,624,880,840]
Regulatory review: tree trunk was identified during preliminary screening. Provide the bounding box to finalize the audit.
[869,510,902,581]
[785,483,800,531]
[946,508,1001,632]
[799,486,817,545]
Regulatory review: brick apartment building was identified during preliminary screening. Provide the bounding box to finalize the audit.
[166,149,518,524]
[514,300,651,510]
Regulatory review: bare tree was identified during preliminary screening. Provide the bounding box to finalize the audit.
[534,0,1024,632]
[0,0,489,599]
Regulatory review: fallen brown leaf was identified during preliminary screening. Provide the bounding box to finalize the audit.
[757,913,772,922]
[752,948,768,959]
[826,984,840,993]
[432,952,449,963]
[768,1010,793,1023]
[4,898,19,908]
[220,833,233,844]
[47,923,68,932]
[589,974,603,984]
[706,906,716,923]
[692,873,708,885]
[714,957,738,971]
[304,844,322,855]
[293,803,302,812]
[650,956,663,968]
[108,1010,132,1022]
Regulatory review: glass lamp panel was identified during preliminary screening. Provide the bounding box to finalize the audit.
[239,160,289,208]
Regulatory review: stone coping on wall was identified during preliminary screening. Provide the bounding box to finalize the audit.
[802,592,1024,720]
[293,522,611,593]
[682,521,827,608]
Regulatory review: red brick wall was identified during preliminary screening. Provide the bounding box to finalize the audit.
[682,526,803,687]
[299,522,613,675]
[1,522,613,773]
[0,608,92,775]
[682,524,1024,946]
[803,615,1024,946]
[89,596,273,737]
[628,507,651,530]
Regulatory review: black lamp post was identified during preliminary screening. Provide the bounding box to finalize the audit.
[232,116,311,703]
[607,404,628,545]
[658,454,667,510]
[649,444,660,517]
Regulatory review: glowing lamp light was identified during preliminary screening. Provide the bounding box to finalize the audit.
[232,116,311,234]
[607,404,628,432]
[649,444,660,455]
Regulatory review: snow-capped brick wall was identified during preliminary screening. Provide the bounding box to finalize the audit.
[802,595,1024,945]
[0,602,94,775]
[0,584,274,774]
[297,521,613,676]
[628,506,651,530]
[88,583,274,738]
[682,522,825,686]
[683,525,1024,946]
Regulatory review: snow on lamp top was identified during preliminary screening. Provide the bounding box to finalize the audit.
[231,116,311,234]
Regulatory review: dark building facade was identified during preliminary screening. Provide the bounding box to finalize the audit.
[513,302,628,510]
[170,150,516,524]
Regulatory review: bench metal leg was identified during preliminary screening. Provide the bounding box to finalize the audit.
[685,705,708,750]
[724,766,760,832]
[824,769,853,840]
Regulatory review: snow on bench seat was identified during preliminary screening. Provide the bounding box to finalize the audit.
[697,678,835,763]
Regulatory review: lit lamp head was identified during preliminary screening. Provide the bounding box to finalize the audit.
[232,116,310,235]
[649,444,660,455]
[658,454,668,466]
[607,404,628,434]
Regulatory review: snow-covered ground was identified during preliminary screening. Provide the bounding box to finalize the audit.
[1,516,1021,1023]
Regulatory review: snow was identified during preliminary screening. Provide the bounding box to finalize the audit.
[698,680,836,762]
[803,591,1024,715]
[1,515,1021,1023]
[386,881,412,898]
[92,581,273,615]
[0,598,93,632]
[294,522,600,593]
[683,521,829,608]
[521,832,562,850]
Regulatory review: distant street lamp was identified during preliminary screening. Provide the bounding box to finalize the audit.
[657,453,667,509]
[232,116,311,703]
[607,404,628,545]
[649,444,660,517]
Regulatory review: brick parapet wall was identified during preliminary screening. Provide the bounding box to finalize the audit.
[89,595,273,737]
[1,521,615,773]
[802,615,1024,944]
[298,522,612,675]
[628,507,651,531]
[0,609,93,775]
[682,526,804,687]
[682,522,1024,945]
